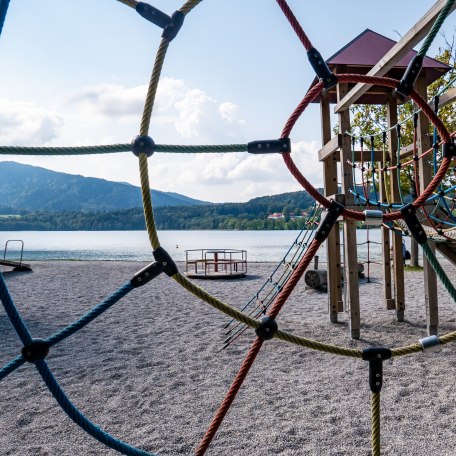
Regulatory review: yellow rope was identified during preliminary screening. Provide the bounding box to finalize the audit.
[391,343,422,357]
[439,331,456,345]
[274,330,363,358]
[140,39,169,136]
[116,0,138,9]
[179,0,204,15]
[372,392,381,456]
[139,154,160,250]
[173,272,260,329]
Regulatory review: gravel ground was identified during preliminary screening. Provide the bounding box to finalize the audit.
[1,259,456,455]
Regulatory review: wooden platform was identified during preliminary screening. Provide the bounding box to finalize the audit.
[184,249,247,280]
[0,260,32,272]
[185,269,246,280]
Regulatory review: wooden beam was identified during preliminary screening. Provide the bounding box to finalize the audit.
[337,72,360,339]
[438,86,456,109]
[435,242,456,266]
[399,136,433,159]
[320,93,343,322]
[321,149,386,162]
[417,75,439,336]
[318,135,342,161]
[334,0,456,113]
[387,94,405,322]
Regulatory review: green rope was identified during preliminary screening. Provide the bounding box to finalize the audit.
[0,144,130,156]
[156,144,246,153]
[422,241,456,303]
[418,0,456,57]
[0,144,246,156]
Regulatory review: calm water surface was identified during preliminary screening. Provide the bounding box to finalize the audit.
[0,229,399,263]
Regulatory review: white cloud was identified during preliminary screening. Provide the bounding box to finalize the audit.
[149,140,323,202]
[0,80,323,203]
[0,98,63,145]
[67,83,147,118]
[63,78,246,143]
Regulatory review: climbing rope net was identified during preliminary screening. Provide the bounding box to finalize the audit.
[2,0,456,455]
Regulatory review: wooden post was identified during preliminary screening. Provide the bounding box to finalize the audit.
[416,75,439,335]
[336,68,360,339]
[379,142,395,310]
[387,94,405,321]
[320,91,343,323]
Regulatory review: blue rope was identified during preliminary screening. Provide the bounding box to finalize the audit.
[370,139,379,204]
[0,355,25,382]
[351,184,456,208]
[35,360,156,456]
[0,272,33,345]
[0,0,10,37]
[46,282,134,347]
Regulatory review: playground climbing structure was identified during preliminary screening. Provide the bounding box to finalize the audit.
[2,1,456,455]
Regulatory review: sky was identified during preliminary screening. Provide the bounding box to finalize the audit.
[1,0,455,203]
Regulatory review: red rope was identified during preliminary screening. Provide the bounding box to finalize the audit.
[275,0,313,50]
[280,73,452,224]
[194,337,264,455]
[195,238,323,454]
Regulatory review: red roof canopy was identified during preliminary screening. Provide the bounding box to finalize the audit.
[309,29,450,104]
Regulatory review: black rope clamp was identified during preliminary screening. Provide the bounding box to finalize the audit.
[131,261,164,287]
[255,316,278,340]
[22,339,49,363]
[362,347,391,393]
[314,200,344,242]
[396,55,423,98]
[434,95,440,114]
[131,135,156,157]
[153,247,178,276]
[136,4,184,42]
[307,48,338,89]
[443,142,456,158]
[131,247,178,287]
[400,203,427,245]
[247,138,291,154]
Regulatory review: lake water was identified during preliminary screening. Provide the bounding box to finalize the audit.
[0,229,403,263]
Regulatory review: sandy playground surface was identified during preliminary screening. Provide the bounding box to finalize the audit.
[1,259,456,455]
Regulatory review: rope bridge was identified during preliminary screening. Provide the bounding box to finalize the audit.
[1,0,456,455]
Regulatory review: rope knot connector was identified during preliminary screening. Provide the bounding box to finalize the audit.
[400,203,427,245]
[131,261,164,287]
[396,55,424,99]
[255,316,278,340]
[362,347,391,393]
[131,135,156,157]
[363,210,383,226]
[135,4,184,42]
[136,2,172,28]
[442,141,456,159]
[419,335,441,354]
[162,11,185,42]
[247,138,291,154]
[315,200,344,242]
[153,247,178,276]
[307,48,337,89]
[22,339,49,363]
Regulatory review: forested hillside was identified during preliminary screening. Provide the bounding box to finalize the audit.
[0,191,316,230]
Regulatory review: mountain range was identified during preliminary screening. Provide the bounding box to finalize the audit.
[0,161,208,212]
[0,162,317,230]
